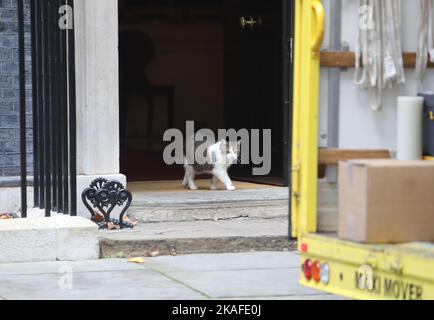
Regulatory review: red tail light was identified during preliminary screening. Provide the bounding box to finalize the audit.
[303,259,313,280]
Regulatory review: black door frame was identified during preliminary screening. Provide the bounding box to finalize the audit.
[285,0,295,238]
[283,0,294,188]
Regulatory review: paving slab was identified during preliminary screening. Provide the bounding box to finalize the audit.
[144,251,301,273]
[0,259,147,276]
[0,270,204,300]
[165,268,321,299]
[0,252,342,300]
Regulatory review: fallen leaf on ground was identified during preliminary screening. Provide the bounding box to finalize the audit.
[123,215,139,226]
[128,257,145,264]
[107,222,120,230]
[116,251,126,258]
[94,210,105,222]
[144,251,160,258]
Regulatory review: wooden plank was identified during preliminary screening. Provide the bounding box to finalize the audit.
[320,51,355,68]
[320,51,434,68]
[319,148,391,165]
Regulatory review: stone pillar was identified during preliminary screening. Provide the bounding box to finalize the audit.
[74,0,126,218]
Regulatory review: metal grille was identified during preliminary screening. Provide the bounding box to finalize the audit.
[18,0,77,217]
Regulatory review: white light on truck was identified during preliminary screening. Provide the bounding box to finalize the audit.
[320,263,330,285]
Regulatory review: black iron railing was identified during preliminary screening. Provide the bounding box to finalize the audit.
[19,0,77,217]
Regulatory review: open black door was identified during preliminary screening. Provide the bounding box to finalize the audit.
[224,0,292,186]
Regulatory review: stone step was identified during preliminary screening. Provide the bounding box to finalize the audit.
[98,218,295,258]
[128,188,289,223]
[0,217,99,263]
[127,182,340,231]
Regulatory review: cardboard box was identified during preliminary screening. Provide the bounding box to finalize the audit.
[338,160,434,244]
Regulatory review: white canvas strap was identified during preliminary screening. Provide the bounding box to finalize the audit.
[355,0,404,110]
[382,0,405,87]
[417,0,434,89]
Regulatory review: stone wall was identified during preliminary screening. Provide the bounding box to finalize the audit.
[0,0,32,179]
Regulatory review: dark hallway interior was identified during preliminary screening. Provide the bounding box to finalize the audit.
[119,0,290,185]
[119,0,224,181]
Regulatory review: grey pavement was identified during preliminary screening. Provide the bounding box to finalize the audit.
[0,251,344,300]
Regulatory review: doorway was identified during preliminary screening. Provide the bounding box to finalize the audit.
[118,0,292,187]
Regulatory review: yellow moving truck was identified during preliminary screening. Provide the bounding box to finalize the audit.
[293,0,434,300]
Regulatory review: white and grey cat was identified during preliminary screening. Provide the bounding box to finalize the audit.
[183,140,241,191]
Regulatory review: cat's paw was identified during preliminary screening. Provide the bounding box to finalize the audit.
[227,185,236,191]
[189,184,198,190]
[210,184,219,191]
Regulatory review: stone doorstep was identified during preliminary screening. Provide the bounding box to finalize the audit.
[129,200,288,223]
[0,217,99,264]
[100,236,295,258]
[129,188,290,223]
[131,188,290,207]
[128,183,339,231]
